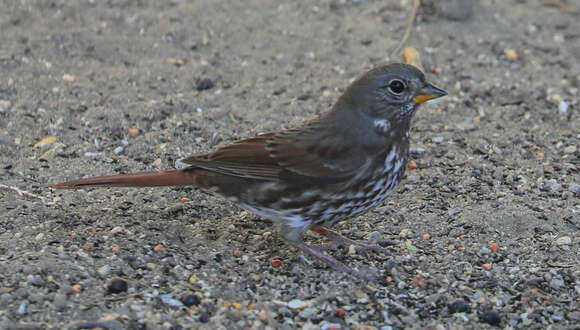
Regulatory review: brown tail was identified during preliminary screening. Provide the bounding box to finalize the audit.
[53,169,200,189]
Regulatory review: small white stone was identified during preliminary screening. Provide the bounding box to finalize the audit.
[554,236,571,246]
[288,299,307,309]
[558,101,568,113]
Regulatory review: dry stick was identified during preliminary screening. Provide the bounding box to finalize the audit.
[391,0,420,58]
[0,183,46,202]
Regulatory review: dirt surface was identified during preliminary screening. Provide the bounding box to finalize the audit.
[0,0,578,329]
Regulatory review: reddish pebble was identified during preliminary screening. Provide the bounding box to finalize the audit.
[505,49,519,61]
[491,244,500,252]
[412,195,423,200]
[336,308,346,317]
[408,160,417,169]
[128,128,140,136]
[112,246,121,253]
[422,233,430,240]
[153,244,166,253]
[180,197,191,202]
[271,259,282,268]
[233,249,241,257]
[457,247,465,252]
[71,284,82,293]
[537,152,544,158]
[482,263,492,270]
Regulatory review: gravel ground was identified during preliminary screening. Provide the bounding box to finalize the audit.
[0,0,578,329]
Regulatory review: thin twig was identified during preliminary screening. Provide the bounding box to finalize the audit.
[391,0,420,58]
[0,184,45,202]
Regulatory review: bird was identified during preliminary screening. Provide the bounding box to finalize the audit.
[54,63,447,276]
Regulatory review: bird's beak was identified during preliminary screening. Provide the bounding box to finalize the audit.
[414,83,448,104]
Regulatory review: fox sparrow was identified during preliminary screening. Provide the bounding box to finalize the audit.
[54,63,447,276]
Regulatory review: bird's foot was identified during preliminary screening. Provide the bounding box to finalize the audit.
[309,226,391,256]
[295,242,378,281]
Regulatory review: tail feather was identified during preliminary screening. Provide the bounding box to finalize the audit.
[53,169,199,189]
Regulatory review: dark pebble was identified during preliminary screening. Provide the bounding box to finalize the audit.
[273,88,286,95]
[107,278,128,294]
[480,311,501,326]
[297,94,311,101]
[196,78,214,91]
[182,294,201,307]
[449,300,471,313]
[199,312,211,323]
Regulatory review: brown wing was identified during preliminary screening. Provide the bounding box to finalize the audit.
[179,133,282,180]
[180,117,367,182]
[265,117,366,180]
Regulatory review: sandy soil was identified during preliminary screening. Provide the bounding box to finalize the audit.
[0,0,578,329]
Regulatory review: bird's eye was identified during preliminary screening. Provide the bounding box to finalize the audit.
[388,79,406,95]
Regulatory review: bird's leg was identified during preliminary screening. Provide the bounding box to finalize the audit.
[279,223,360,276]
[310,226,391,256]
[294,242,355,275]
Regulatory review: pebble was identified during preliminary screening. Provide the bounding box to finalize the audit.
[554,236,571,246]
[107,278,128,294]
[18,302,27,315]
[407,175,420,183]
[563,145,576,154]
[196,78,214,91]
[568,311,580,321]
[199,312,211,323]
[544,179,562,192]
[399,228,413,238]
[549,278,564,290]
[0,100,11,113]
[113,146,124,155]
[0,293,13,306]
[182,294,201,307]
[26,275,45,287]
[61,74,76,82]
[558,101,568,113]
[97,265,111,278]
[570,184,580,196]
[161,294,184,307]
[321,323,343,330]
[53,293,68,311]
[450,300,471,314]
[366,231,382,242]
[298,307,317,319]
[480,311,501,326]
[438,0,473,21]
[432,136,444,143]
[110,226,124,234]
[288,299,307,310]
[448,209,461,217]
[479,247,492,255]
